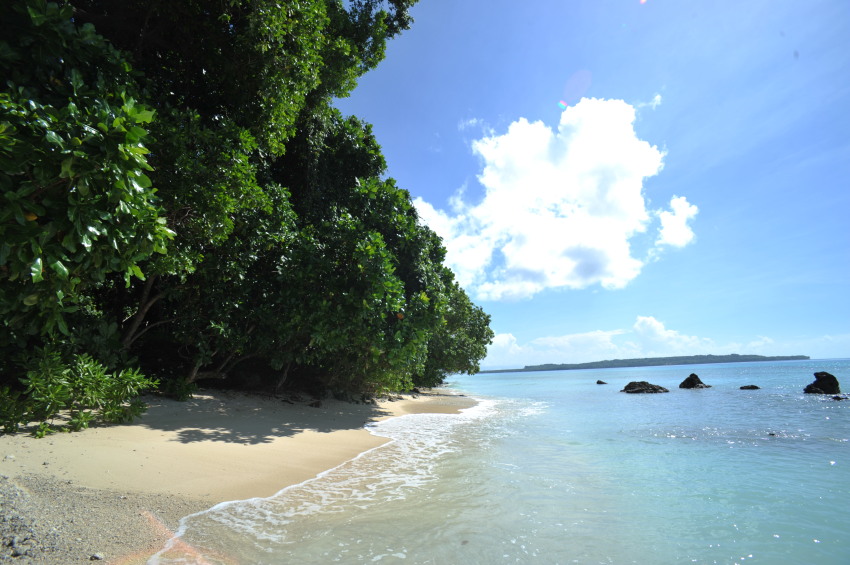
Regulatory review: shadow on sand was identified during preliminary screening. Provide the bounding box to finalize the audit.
[135,391,396,445]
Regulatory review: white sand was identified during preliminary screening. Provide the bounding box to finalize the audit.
[0,389,474,563]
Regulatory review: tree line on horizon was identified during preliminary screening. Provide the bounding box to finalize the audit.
[0,0,494,434]
[479,354,811,374]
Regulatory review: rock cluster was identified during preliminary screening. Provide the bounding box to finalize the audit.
[609,370,843,396]
[679,373,711,389]
[803,372,841,394]
[1,478,52,563]
[621,381,669,393]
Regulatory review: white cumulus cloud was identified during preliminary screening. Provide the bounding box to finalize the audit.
[656,195,699,247]
[631,316,715,354]
[485,329,632,368]
[416,97,695,301]
[482,316,736,368]
[480,317,844,370]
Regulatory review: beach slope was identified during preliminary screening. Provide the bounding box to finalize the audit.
[0,389,472,563]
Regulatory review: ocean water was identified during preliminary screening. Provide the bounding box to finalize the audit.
[149,359,849,564]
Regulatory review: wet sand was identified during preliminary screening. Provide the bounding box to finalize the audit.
[0,389,473,564]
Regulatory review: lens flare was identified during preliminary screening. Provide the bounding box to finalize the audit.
[561,69,592,108]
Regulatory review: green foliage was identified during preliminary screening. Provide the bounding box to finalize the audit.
[68,318,132,371]
[1,0,492,412]
[18,347,70,423]
[70,0,331,155]
[157,378,198,402]
[160,182,298,383]
[278,108,387,221]
[276,214,420,393]
[0,1,171,344]
[415,274,495,388]
[1,348,156,435]
[143,108,268,276]
[321,0,419,98]
[68,353,154,424]
[0,387,28,434]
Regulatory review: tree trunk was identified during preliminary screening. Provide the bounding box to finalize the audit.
[186,352,255,384]
[274,361,292,395]
[121,274,163,349]
[186,359,203,384]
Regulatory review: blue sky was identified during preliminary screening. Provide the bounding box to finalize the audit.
[336,0,850,368]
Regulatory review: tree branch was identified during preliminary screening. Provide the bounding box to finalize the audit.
[121,274,162,348]
[124,317,175,348]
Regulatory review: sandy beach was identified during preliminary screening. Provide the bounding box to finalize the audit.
[0,389,473,564]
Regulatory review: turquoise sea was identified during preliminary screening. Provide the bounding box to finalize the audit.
[150,359,849,564]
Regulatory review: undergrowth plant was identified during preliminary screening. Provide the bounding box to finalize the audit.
[1,348,157,436]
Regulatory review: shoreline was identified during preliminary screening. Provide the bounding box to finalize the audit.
[0,389,474,564]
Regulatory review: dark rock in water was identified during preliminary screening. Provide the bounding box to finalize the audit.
[803,371,841,394]
[679,373,711,389]
[740,385,761,390]
[833,395,847,401]
[596,380,607,385]
[621,381,669,393]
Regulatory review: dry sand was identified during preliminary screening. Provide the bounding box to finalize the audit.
[0,389,474,564]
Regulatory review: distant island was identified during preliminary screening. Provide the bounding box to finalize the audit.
[478,354,810,374]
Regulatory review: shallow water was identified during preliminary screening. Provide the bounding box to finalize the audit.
[150,359,849,564]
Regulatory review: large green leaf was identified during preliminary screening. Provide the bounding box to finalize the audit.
[30,256,43,282]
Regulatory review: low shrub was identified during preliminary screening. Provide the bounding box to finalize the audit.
[1,348,157,436]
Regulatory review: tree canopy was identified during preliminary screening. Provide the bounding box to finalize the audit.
[1,0,493,433]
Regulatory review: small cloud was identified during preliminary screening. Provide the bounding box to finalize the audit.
[655,196,698,248]
[632,316,714,353]
[484,329,632,367]
[458,117,483,131]
[650,93,662,109]
[531,329,627,354]
[746,336,775,351]
[481,316,720,368]
[483,333,527,367]
[477,316,850,370]
[774,333,850,360]
[637,93,663,110]
[480,317,849,370]
[489,333,523,353]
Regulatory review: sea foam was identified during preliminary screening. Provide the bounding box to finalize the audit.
[149,396,498,564]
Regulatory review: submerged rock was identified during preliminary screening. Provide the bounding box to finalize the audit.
[803,371,841,394]
[740,385,760,390]
[679,373,711,389]
[621,381,669,393]
[596,380,607,385]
